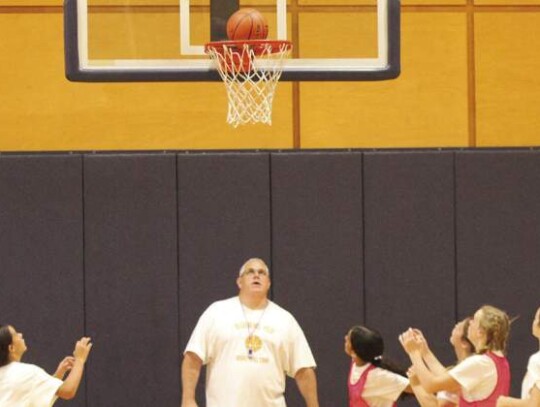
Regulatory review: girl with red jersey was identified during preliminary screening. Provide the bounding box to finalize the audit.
[345,325,412,407]
[400,305,511,407]
[408,317,476,407]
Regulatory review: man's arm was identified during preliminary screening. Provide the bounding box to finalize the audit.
[295,367,320,407]
[181,352,203,407]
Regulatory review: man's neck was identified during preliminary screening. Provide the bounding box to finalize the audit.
[239,294,268,310]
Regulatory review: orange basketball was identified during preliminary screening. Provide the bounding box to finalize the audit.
[226,8,269,41]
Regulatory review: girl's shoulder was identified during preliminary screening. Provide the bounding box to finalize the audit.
[453,353,495,372]
[470,353,494,362]
[371,365,405,380]
[529,351,540,365]
[1,362,42,377]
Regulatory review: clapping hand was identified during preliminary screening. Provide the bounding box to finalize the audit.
[399,328,423,354]
[54,356,75,379]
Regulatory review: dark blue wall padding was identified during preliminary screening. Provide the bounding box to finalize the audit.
[177,153,271,404]
[1,149,539,407]
[83,154,179,407]
[364,152,456,370]
[456,150,540,395]
[271,152,364,407]
[0,154,85,407]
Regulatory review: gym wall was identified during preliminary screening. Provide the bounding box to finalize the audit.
[0,0,539,150]
[0,150,538,407]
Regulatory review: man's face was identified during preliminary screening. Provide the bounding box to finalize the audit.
[237,259,271,296]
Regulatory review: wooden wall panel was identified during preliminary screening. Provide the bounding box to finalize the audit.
[300,12,469,148]
[475,12,540,146]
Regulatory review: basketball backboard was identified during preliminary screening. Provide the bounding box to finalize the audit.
[64,0,400,82]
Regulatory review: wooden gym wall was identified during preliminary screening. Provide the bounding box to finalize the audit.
[0,150,538,407]
[0,0,540,150]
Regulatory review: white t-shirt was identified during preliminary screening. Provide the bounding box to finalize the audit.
[184,296,317,407]
[449,353,499,401]
[521,351,540,398]
[0,362,63,407]
[349,363,409,407]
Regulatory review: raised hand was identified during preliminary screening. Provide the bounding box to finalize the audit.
[411,328,430,356]
[73,337,93,363]
[54,356,75,379]
[399,328,422,354]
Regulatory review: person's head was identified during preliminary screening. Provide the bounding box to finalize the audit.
[345,325,407,378]
[0,325,27,367]
[237,258,271,298]
[450,317,475,360]
[532,307,540,339]
[346,326,384,363]
[468,305,510,354]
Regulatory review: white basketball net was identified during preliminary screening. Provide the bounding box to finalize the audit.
[206,41,292,127]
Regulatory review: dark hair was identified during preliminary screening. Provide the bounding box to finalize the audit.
[349,325,407,377]
[0,325,13,367]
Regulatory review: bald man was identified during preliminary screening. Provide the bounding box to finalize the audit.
[181,258,319,407]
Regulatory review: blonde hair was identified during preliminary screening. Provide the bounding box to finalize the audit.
[477,305,511,354]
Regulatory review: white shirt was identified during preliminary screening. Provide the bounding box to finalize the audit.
[449,353,499,401]
[521,351,540,398]
[185,296,317,407]
[349,362,409,407]
[0,362,63,407]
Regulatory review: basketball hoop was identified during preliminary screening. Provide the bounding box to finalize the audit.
[205,40,292,127]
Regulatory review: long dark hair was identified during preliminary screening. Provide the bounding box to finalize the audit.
[0,325,13,367]
[349,325,407,377]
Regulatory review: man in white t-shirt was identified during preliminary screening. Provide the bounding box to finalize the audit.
[181,258,320,407]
